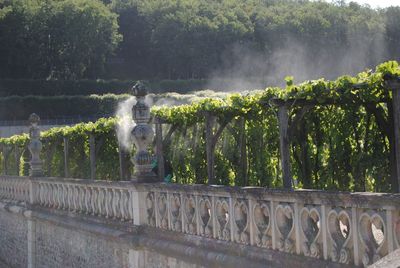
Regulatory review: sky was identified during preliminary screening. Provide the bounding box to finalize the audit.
[339,0,400,8]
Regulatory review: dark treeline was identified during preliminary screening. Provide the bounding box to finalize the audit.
[1,0,400,83]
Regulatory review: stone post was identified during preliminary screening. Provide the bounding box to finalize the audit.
[28,113,43,177]
[130,82,158,182]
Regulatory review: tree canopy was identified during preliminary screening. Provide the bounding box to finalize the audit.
[0,0,399,81]
[0,0,121,79]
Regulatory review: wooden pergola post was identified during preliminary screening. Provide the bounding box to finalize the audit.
[278,105,293,189]
[270,99,293,189]
[387,78,400,192]
[14,145,21,175]
[89,134,96,180]
[63,137,69,178]
[204,111,230,185]
[118,141,131,181]
[239,117,248,186]
[155,118,165,181]
[205,112,215,184]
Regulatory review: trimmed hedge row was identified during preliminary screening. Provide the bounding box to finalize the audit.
[0,79,209,96]
[0,94,127,121]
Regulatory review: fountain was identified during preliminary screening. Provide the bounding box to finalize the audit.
[130,81,159,182]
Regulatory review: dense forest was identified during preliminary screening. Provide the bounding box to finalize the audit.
[0,0,400,84]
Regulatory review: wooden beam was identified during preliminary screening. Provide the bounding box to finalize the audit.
[14,145,22,176]
[266,98,388,108]
[205,112,215,184]
[205,112,231,185]
[89,134,96,180]
[63,137,69,178]
[155,122,165,181]
[387,79,400,192]
[162,124,178,148]
[278,105,293,189]
[3,146,11,176]
[288,105,313,139]
[239,117,248,186]
[45,143,57,177]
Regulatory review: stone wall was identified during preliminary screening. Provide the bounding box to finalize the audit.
[34,219,129,268]
[0,200,205,268]
[0,204,28,268]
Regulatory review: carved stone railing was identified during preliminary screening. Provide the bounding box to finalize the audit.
[33,178,134,222]
[0,176,30,202]
[140,184,400,267]
[0,176,399,267]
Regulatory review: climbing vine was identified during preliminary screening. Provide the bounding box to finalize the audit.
[0,61,399,192]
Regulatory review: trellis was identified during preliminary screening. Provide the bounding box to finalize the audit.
[0,64,399,192]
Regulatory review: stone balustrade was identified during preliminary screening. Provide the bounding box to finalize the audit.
[34,178,134,222]
[141,184,400,267]
[0,176,399,267]
[0,176,30,202]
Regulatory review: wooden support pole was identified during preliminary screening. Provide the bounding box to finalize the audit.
[204,112,230,185]
[118,142,131,181]
[22,147,30,176]
[205,113,215,184]
[89,134,96,180]
[388,79,400,192]
[278,105,293,189]
[63,137,69,178]
[3,146,10,176]
[46,144,56,177]
[14,145,21,175]
[118,142,125,180]
[155,121,165,181]
[239,117,248,186]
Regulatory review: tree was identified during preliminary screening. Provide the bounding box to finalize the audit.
[0,0,121,79]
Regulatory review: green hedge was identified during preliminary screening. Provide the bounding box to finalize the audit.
[0,79,210,96]
[0,94,128,121]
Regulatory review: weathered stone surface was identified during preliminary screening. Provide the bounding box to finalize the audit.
[0,210,28,268]
[35,220,130,268]
[1,175,399,267]
[369,249,400,268]
[0,258,11,268]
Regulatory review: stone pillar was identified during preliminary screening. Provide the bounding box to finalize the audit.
[28,113,43,177]
[130,82,158,182]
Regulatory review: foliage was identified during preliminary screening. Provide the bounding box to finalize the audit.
[0,94,127,120]
[0,0,121,79]
[1,61,399,193]
[0,79,211,97]
[1,0,400,80]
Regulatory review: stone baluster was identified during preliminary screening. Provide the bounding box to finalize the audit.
[145,192,156,226]
[98,188,105,217]
[90,187,97,216]
[67,184,73,211]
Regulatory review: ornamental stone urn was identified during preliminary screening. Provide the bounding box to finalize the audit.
[28,113,43,177]
[130,81,159,182]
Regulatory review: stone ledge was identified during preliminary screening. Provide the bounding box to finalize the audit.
[369,249,400,268]
[28,207,141,245]
[0,200,29,215]
[141,227,354,268]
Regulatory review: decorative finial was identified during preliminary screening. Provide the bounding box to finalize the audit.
[131,81,148,97]
[130,82,158,182]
